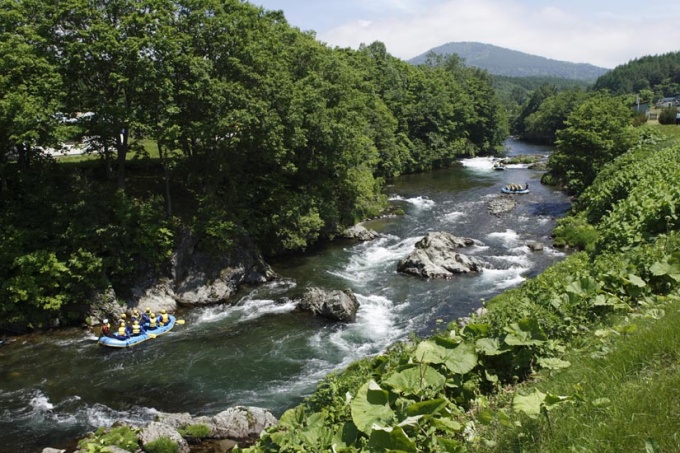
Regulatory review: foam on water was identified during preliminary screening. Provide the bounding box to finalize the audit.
[460,156,496,170]
[480,267,527,289]
[443,211,466,223]
[29,391,54,413]
[85,403,159,429]
[389,195,435,209]
[330,235,420,283]
[193,298,297,325]
[486,229,521,247]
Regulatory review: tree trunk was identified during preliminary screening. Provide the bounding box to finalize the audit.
[116,128,128,189]
[158,141,173,217]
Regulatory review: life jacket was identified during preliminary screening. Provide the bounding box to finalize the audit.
[149,315,157,329]
[160,313,169,325]
[132,322,141,335]
[118,325,127,337]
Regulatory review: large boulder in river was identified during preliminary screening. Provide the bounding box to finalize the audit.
[296,287,360,323]
[342,224,380,241]
[397,232,483,279]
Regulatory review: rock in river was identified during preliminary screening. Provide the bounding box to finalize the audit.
[296,287,360,323]
[397,231,484,279]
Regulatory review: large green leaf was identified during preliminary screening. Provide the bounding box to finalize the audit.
[650,258,680,281]
[383,365,446,396]
[350,380,396,435]
[367,425,417,452]
[405,398,447,417]
[475,337,508,356]
[413,340,478,375]
[513,389,546,417]
[504,318,547,346]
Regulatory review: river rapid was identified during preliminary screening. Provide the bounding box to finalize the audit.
[0,139,571,452]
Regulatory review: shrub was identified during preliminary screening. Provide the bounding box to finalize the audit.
[144,436,178,453]
[658,105,679,125]
[178,423,211,439]
[77,426,139,452]
[552,215,599,252]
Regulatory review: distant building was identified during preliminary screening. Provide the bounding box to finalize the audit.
[655,96,680,108]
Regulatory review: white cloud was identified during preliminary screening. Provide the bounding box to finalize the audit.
[318,0,680,68]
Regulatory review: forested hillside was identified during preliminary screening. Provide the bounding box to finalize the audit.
[593,51,680,97]
[0,0,508,332]
[409,42,609,80]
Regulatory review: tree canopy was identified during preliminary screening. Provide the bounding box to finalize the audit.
[0,0,508,331]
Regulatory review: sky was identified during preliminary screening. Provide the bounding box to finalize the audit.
[251,0,680,69]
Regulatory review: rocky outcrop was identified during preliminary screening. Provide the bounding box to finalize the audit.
[138,422,190,453]
[89,229,279,322]
[172,231,278,306]
[296,287,360,323]
[487,195,517,216]
[342,224,381,241]
[397,232,484,279]
[157,406,278,441]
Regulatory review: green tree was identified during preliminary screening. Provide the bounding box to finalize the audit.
[0,0,62,193]
[548,93,637,194]
[56,0,162,189]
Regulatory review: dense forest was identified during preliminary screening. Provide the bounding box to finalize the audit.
[0,0,508,332]
[593,51,680,97]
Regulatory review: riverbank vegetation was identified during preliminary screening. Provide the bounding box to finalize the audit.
[233,123,680,451]
[0,0,508,333]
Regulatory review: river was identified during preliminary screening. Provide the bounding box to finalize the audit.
[0,139,571,452]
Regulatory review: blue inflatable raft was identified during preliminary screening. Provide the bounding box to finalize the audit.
[98,315,176,348]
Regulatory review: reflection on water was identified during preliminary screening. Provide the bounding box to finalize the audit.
[0,139,571,452]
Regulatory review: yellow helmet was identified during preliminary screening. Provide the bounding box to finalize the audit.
[120,313,126,319]
[161,309,167,314]
[120,320,126,325]
[133,309,139,315]
[145,307,151,313]
[150,312,155,317]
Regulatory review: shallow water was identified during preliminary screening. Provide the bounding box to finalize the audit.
[0,139,570,452]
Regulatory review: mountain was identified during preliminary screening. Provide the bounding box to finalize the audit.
[409,42,609,81]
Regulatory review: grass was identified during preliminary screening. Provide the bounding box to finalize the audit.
[481,295,680,452]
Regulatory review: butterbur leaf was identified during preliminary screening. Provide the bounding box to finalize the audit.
[627,274,646,287]
[384,365,446,396]
[413,341,478,375]
[368,425,416,452]
[513,389,546,417]
[350,380,396,435]
[432,417,463,433]
[405,398,447,417]
[476,337,507,356]
[333,421,358,449]
[538,357,571,371]
[543,392,569,410]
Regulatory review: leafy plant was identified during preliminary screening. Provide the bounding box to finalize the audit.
[77,426,139,452]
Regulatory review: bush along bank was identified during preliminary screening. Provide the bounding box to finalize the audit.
[234,136,680,452]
